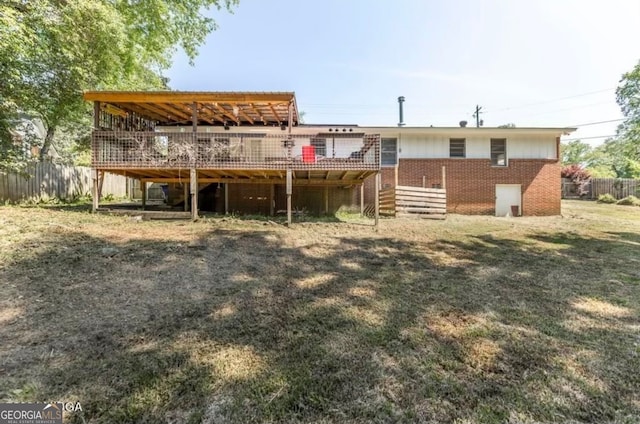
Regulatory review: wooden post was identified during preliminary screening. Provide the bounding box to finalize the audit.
[224,183,229,214]
[183,183,189,212]
[324,185,329,215]
[91,169,99,213]
[190,169,198,220]
[270,184,275,216]
[374,172,380,231]
[93,101,100,129]
[441,166,446,190]
[422,176,426,188]
[286,168,292,226]
[191,103,198,220]
[394,165,399,187]
[360,184,364,217]
[141,180,146,210]
[97,170,105,200]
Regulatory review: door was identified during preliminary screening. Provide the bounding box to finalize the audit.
[495,184,521,217]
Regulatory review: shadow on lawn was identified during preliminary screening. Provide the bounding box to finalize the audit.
[0,225,639,423]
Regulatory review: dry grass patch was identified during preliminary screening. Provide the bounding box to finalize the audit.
[0,201,639,423]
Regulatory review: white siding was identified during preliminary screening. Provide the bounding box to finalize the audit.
[400,135,448,158]
[466,137,490,158]
[397,133,556,160]
[507,135,556,159]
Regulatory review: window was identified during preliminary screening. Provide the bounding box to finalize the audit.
[381,138,397,166]
[310,137,326,157]
[491,138,507,166]
[449,138,465,158]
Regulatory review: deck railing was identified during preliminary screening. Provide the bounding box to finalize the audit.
[92,131,380,170]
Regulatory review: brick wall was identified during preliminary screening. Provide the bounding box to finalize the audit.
[363,159,561,216]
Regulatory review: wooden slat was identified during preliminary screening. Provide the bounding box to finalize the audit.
[396,185,446,194]
[396,199,446,208]
[396,193,446,200]
[396,212,446,220]
[396,206,446,213]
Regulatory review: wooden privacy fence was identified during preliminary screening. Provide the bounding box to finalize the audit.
[589,178,639,199]
[561,178,640,200]
[380,185,447,219]
[0,162,130,202]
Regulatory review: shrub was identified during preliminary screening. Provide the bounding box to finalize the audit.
[561,164,591,180]
[616,195,640,206]
[597,194,617,204]
[561,164,591,197]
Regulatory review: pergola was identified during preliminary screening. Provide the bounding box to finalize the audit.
[83,91,299,127]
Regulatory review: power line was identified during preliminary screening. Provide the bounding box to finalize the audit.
[485,87,615,113]
[562,134,617,141]
[568,118,624,127]
[303,88,615,111]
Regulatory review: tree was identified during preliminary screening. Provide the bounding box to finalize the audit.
[560,140,592,166]
[612,60,640,177]
[0,0,238,170]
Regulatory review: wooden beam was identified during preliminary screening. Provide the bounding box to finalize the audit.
[152,102,191,121]
[237,107,255,124]
[197,106,225,124]
[249,103,267,123]
[213,103,240,125]
[200,104,228,124]
[83,91,296,104]
[136,103,174,121]
[93,101,100,129]
[360,184,364,217]
[340,171,348,180]
[269,103,282,123]
[115,103,166,122]
[139,177,368,186]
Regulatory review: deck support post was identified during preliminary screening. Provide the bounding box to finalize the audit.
[360,184,364,217]
[374,172,380,231]
[141,180,147,210]
[270,184,275,216]
[324,186,329,215]
[183,183,189,212]
[190,168,198,220]
[191,103,198,220]
[92,169,99,213]
[286,168,292,226]
[224,183,229,214]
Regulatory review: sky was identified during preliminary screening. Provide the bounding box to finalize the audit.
[166,0,640,145]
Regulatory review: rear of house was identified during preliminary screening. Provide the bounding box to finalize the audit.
[358,126,572,216]
[83,90,573,218]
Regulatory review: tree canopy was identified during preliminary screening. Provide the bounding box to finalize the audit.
[560,60,640,179]
[0,0,237,171]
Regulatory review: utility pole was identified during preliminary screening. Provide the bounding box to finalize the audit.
[473,105,483,128]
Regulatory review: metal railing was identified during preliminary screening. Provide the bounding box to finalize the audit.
[92,131,380,170]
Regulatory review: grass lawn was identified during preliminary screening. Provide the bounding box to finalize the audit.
[0,200,639,423]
